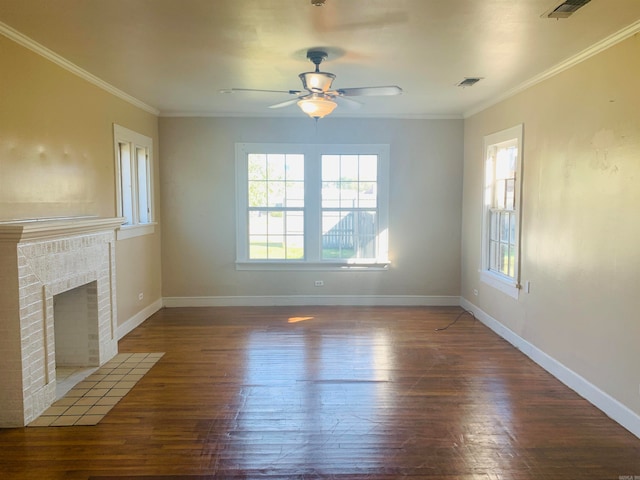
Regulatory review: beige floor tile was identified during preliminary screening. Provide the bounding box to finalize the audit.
[64,405,92,416]
[95,396,121,406]
[29,416,57,427]
[87,405,113,415]
[116,381,137,389]
[73,397,98,406]
[51,415,81,426]
[65,388,90,397]
[74,415,104,426]
[84,388,110,397]
[76,381,98,388]
[53,397,76,407]
[96,381,118,388]
[43,406,69,416]
[106,388,130,397]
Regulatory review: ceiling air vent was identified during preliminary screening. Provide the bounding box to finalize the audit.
[457,77,483,88]
[543,0,591,19]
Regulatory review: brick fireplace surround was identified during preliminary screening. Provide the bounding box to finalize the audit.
[0,217,123,427]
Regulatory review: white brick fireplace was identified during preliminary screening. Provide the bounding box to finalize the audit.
[0,217,123,427]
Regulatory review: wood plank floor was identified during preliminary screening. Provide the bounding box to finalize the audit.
[1,306,639,479]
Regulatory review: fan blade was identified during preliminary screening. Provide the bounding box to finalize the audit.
[268,97,304,109]
[220,88,302,95]
[334,96,362,109]
[336,86,403,97]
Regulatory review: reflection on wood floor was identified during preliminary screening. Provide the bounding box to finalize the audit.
[1,306,639,479]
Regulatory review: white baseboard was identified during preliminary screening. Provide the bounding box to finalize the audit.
[116,298,163,340]
[162,295,461,308]
[460,297,640,439]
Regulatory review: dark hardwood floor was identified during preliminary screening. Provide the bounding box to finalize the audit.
[1,306,639,479]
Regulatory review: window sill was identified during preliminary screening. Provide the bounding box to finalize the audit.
[117,222,156,241]
[236,261,390,271]
[480,270,519,299]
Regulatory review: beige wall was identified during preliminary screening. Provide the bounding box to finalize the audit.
[461,34,640,416]
[159,116,463,300]
[0,35,162,328]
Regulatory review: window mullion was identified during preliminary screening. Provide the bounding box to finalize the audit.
[305,146,321,262]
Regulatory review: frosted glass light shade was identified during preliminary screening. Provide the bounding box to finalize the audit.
[297,96,338,119]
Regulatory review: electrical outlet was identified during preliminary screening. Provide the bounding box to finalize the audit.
[473,289,478,296]
[138,292,144,301]
[314,280,324,287]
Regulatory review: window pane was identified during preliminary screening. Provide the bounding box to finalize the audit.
[505,178,515,210]
[359,182,377,208]
[489,240,499,271]
[136,146,150,224]
[285,154,304,181]
[267,154,286,181]
[509,214,517,245]
[248,154,267,180]
[321,210,377,260]
[500,212,510,243]
[286,211,304,235]
[284,181,304,207]
[248,181,267,207]
[339,182,358,208]
[248,209,304,260]
[285,235,304,259]
[490,211,499,241]
[359,155,377,181]
[118,142,133,225]
[340,155,358,181]
[322,181,340,208]
[499,243,510,275]
[322,155,340,181]
[268,181,285,207]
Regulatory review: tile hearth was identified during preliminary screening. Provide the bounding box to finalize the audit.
[29,352,164,427]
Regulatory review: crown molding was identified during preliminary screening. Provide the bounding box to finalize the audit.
[464,19,640,118]
[0,21,160,116]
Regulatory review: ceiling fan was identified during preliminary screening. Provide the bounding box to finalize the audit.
[222,49,403,119]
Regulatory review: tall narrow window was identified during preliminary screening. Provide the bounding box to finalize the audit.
[114,125,155,239]
[321,154,379,260]
[481,125,523,298]
[236,143,389,269]
[247,153,305,260]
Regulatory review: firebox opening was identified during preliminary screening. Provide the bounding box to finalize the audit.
[53,281,100,398]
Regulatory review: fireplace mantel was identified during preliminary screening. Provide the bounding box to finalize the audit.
[0,216,125,242]
[0,216,124,427]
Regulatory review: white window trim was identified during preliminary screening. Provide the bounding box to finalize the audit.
[235,143,390,271]
[113,124,156,240]
[480,124,523,299]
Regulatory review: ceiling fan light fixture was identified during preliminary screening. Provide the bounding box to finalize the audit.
[297,95,337,119]
[299,72,335,92]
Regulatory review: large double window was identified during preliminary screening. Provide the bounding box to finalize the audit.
[481,125,523,297]
[236,143,389,269]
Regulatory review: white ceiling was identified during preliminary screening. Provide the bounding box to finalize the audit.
[1,0,640,118]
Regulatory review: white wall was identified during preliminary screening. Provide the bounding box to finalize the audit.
[461,34,640,426]
[159,116,463,304]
